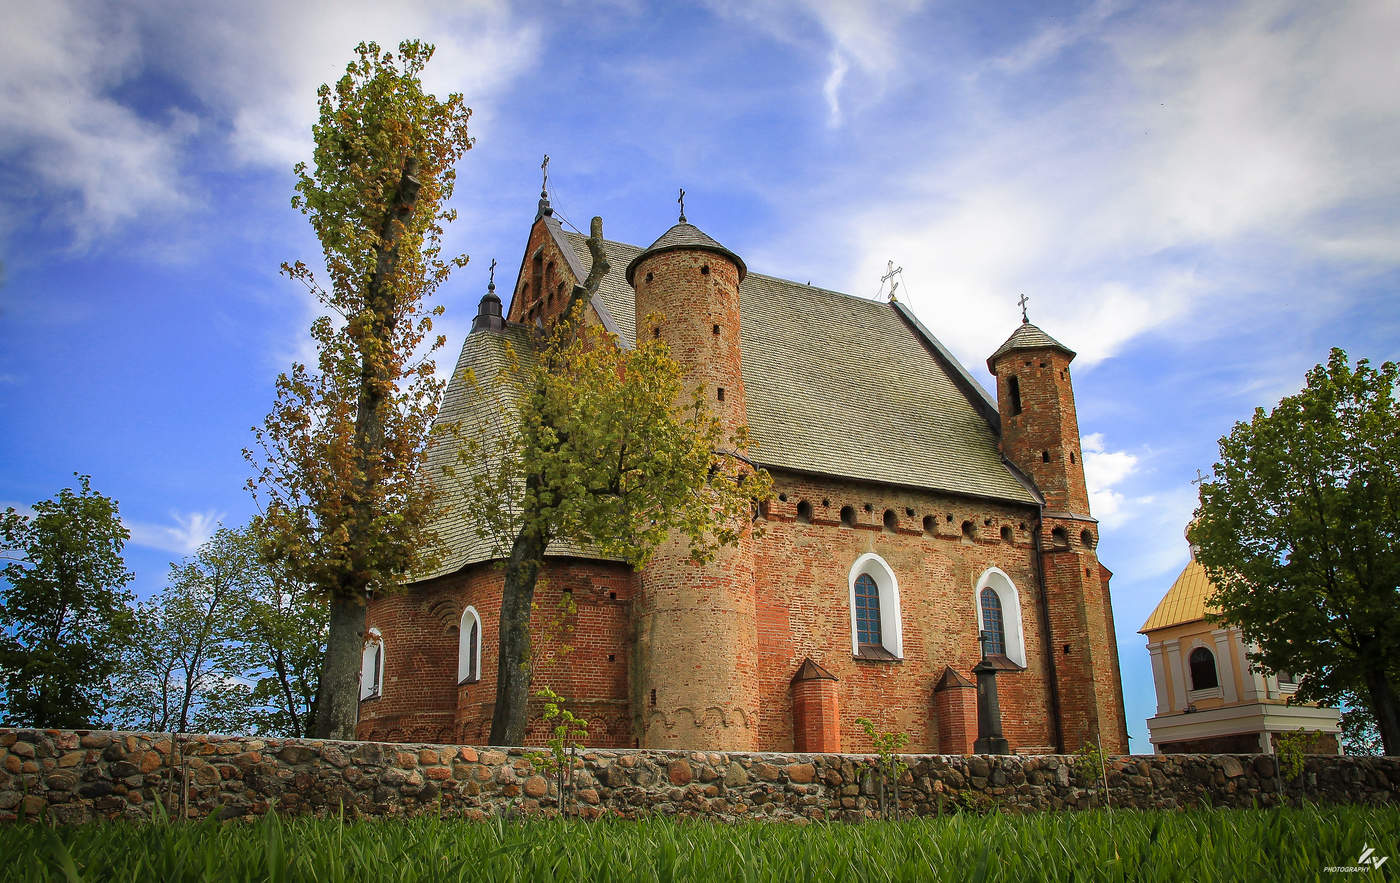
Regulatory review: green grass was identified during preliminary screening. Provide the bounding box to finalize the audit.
[1,806,1396,882]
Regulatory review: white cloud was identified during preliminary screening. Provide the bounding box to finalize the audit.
[0,0,196,243]
[0,0,542,244]
[1080,433,1142,529]
[822,51,850,128]
[704,0,927,127]
[761,0,1400,375]
[125,510,224,557]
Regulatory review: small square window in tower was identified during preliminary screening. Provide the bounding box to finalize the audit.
[853,573,882,647]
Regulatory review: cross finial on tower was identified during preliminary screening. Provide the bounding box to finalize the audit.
[1191,468,1208,488]
[678,188,686,223]
[536,155,553,218]
[487,258,497,291]
[1018,292,1030,324]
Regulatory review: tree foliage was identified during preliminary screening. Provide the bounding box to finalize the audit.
[244,40,472,739]
[1191,348,1400,754]
[0,475,134,728]
[454,220,773,745]
[109,525,325,737]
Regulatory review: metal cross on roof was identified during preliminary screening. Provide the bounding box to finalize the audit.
[1191,468,1208,488]
[881,260,903,302]
[487,258,497,291]
[1019,292,1030,324]
[540,155,550,198]
[678,188,686,223]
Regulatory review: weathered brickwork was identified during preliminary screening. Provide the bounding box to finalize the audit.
[3,730,1394,826]
[991,342,1130,754]
[368,212,1131,756]
[357,560,637,749]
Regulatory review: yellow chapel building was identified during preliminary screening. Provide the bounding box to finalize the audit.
[1140,533,1341,755]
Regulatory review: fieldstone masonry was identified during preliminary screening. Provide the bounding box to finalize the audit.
[1,729,1395,825]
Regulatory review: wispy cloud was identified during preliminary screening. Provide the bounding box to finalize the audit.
[0,0,543,248]
[125,510,224,557]
[822,50,850,128]
[1081,433,1142,529]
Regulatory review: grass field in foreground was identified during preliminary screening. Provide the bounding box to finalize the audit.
[0,806,1397,882]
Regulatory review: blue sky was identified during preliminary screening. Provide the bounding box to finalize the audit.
[2,0,1397,752]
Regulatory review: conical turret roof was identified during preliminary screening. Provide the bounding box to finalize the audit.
[987,321,1075,370]
[624,222,747,285]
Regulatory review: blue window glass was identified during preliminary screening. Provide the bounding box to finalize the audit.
[854,573,882,646]
[980,588,1006,656]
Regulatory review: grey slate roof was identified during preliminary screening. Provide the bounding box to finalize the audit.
[417,323,619,582]
[417,226,1044,581]
[987,321,1075,369]
[565,231,1038,507]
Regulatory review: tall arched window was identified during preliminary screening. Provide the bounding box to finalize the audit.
[979,588,1007,656]
[853,574,882,646]
[360,630,384,700]
[1189,646,1218,690]
[459,607,482,684]
[848,554,903,659]
[974,568,1027,667]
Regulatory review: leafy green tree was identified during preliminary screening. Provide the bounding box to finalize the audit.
[1192,348,1400,754]
[245,40,472,739]
[109,524,325,737]
[456,220,773,745]
[0,475,135,728]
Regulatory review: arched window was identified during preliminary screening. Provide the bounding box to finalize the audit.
[979,588,1006,656]
[360,630,384,700]
[458,607,482,684]
[854,574,882,646]
[974,568,1027,667]
[1189,647,1218,690]
[848,553,903,659]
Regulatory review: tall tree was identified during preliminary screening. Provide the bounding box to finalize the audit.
[245,40,472,739]
[0,475,135,728]
[457,220,772,745]
[1192,348,1400,754]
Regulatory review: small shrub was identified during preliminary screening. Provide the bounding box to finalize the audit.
[856,717,909,820]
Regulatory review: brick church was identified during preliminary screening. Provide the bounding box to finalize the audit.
[355,189,1130,756]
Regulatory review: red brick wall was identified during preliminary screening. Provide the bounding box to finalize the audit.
[993,349,1090,515]
[753,473,1057,754]
[357,558,637,748]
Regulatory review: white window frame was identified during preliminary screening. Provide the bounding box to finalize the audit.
[360,628,384,701]
[848,553,903,658]
[973,567,1027,668]
[458,606,482,684]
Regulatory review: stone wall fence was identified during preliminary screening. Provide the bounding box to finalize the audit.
[1,729,1395,825]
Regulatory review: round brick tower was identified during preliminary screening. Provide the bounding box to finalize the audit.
[625,218,760,750]
[987,319,1129,754]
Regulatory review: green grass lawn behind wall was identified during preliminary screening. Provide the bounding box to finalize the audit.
[1,806,1397,882]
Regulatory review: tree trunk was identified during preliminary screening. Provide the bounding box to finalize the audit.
[489,517,547,746]
[312,592,366,740]
[1363,665,1400,756]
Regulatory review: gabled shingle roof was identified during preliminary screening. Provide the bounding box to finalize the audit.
[566,231,1038,506]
